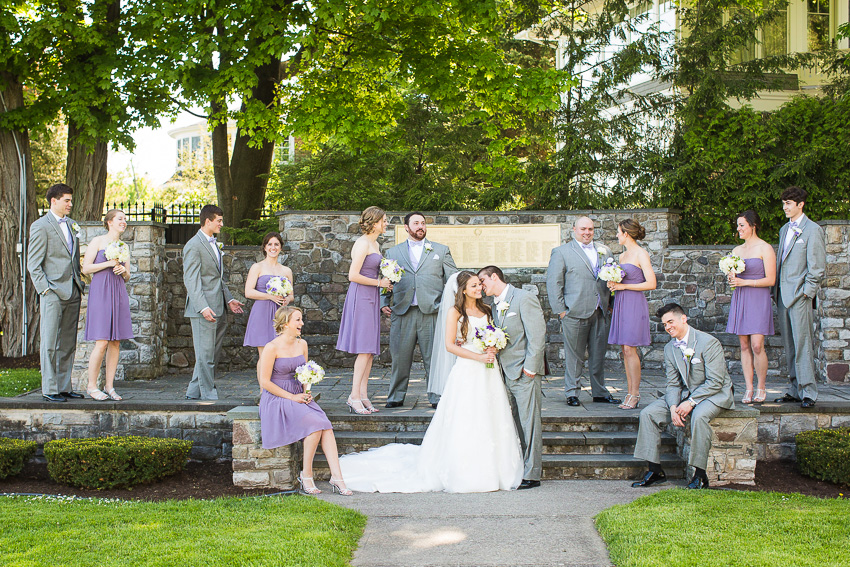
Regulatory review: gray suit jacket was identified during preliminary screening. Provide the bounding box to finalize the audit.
[381,240,457,315]
[494,285,546,380]
[183,231,234,318]
[774,215,825,308]
[27,213,84,300]
[546,238,613,319]
[663,328,734,411]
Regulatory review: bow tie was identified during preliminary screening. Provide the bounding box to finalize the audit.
[59,217,70,224]
[789,221,798,229]
[208,237,217,244]
[409,240,424,247]
[581,243,595,251]
[674,339,687,349]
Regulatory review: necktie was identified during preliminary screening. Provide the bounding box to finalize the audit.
[58,217,73,252]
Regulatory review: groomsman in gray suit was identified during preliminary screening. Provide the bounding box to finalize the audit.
[479,266,546,489]
[183,205,244,400]
[382,212,457,408]
[546,216,620,406]
[27,184,86,402]
[773,186,826,408]
[632,303,734,490]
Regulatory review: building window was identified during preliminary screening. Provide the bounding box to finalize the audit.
[763,0,787,56]
[807,0,830,51]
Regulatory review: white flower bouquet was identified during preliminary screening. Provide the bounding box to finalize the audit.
[104,240,130,264]
[597,258,625,295]
[719,254,746,289]
[295,360,325,393]
[379,257,404,294]
[266,276,293,298]
[472,324,509,368]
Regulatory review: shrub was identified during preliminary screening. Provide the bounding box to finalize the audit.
[0,438,37,479]
[796,428,850,486]
[44,436,193,490]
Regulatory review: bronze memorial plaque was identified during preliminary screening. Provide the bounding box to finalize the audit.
[394,224,561,268]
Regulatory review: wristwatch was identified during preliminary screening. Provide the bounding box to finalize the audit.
[687,398,697,408]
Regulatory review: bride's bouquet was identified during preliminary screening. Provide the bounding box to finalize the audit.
[295,360,325,393]
[379,258,404,294]
[104,240,130,264]
[597,258,625,295]
[266,276,293,298]
[472,324,509,368]
[719,254,746,290]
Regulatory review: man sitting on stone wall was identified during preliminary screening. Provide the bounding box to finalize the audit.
[631,303,735,490]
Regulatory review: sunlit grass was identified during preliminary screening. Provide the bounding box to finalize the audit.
[0,368,41,397]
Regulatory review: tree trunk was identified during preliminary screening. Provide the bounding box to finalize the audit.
[216,57,281,228]
[65,120,108,221]
[0,73,40,357]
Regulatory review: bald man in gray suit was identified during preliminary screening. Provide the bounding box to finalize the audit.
[27,184,86,402]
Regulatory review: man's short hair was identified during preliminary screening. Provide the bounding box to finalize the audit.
[780,186,808,204]
[657,302,686,319]
[404,212,426,226]
[478,265,505,282]
[200,204,224,226]
[46,183,73,203]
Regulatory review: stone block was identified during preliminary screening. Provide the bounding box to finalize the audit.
[233,471,271,488]
[232,420,261,445]
[778,414,817,442]
[168,414,195,429]
[272,469,296,489]
[130,414,166,429]
[195,414,230,428]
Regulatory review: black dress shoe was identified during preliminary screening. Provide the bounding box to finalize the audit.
[593,394,622,404]
[431,403,438,409]
[631,470,667,488]
[566,396,580,407]
[385,401,403,408]
[517,479,541,490]
[60,391,84,399]
[185,395,199,400]
[774,393,800,403]
[42,393,67,402]
[801,397,816,408]
[686,474,709,489]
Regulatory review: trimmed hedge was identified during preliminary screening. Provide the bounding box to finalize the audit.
[0,438,37,479]
[44,436,193,490]
[796,428,850,486]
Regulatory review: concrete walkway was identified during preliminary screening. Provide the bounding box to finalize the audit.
[318,479,672,567]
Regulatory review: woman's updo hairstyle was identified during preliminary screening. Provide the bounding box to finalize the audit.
[103,209,124,230]
[359,206,386,234]
[736,209,761,232]
[273,305,302,336]
[618,218,646,241]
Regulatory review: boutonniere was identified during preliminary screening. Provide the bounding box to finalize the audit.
[596,246,606,257]
[424,242,433,253]
[497,301,510,314]
[683,347,695,363]
[791,226,802,238]
[71,222,81,237]
[217,242,223,251]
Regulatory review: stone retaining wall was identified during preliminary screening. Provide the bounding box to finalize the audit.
[0,407,232,461]
[229,406,299,489]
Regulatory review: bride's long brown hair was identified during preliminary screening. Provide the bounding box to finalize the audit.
[453,271,492,339]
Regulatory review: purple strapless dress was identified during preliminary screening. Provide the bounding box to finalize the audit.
[244,275,280,347]
[726,258,775,336]
[84,249,133,341]
[259,355,333,449]
[335,253,381,355]
[608,263,650,346]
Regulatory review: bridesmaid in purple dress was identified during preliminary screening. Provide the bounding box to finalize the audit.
[259,306,352,495]
[726,210,776,404]
[82,209,133,401]
[607,219,657,410]
[336,206,393,415]
[243,232,294,367]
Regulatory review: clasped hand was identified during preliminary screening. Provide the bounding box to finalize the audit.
[607,281,624,291]
[727,273,745,287]
[295,392,312,404]
[670,403,693,427]
[480,346,497,365]
[378,277,393,291]
[112,261,126,276]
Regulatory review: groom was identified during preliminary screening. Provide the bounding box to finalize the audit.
[183,205,243,400]
[479,266,546,489]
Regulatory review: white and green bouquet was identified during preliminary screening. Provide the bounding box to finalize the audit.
[719,254,746,289]
[379,257,404,294]
[295,360,325,393]
[472,324,509,368]
[266,276,293,298]
[597,258,625,295]
[104,240,130,264]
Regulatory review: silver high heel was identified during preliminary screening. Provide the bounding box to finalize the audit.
[298,472,321,495]
[329,477,353,496]
[360,398,378,413]
[347,396,370,415]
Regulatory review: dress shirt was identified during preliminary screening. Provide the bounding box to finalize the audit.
[408,239,425,306]
[51,211,73,247]
[495,286,509,306]
[580,241,599,272]
[199,229,222,270]
[783,215,805,255]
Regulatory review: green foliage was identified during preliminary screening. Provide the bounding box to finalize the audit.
[0,368,41,397]
[222,217,281,245]
[44,436,193,490]
[797,428,850,486]
[0,495,366,566]
[0,438,37,479]
[29,118,67,194]
[596,489,850,567]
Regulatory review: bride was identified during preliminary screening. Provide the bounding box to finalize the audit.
[339,271,523,493]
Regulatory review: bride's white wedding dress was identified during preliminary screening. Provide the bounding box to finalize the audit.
[339,314,524,493]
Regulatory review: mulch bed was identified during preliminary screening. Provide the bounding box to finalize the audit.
[0,354,40,370]
[1,458,845,501]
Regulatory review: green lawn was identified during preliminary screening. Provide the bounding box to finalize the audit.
[0,368,41,397]
[596,489,850,567]
[0,495,366,567]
